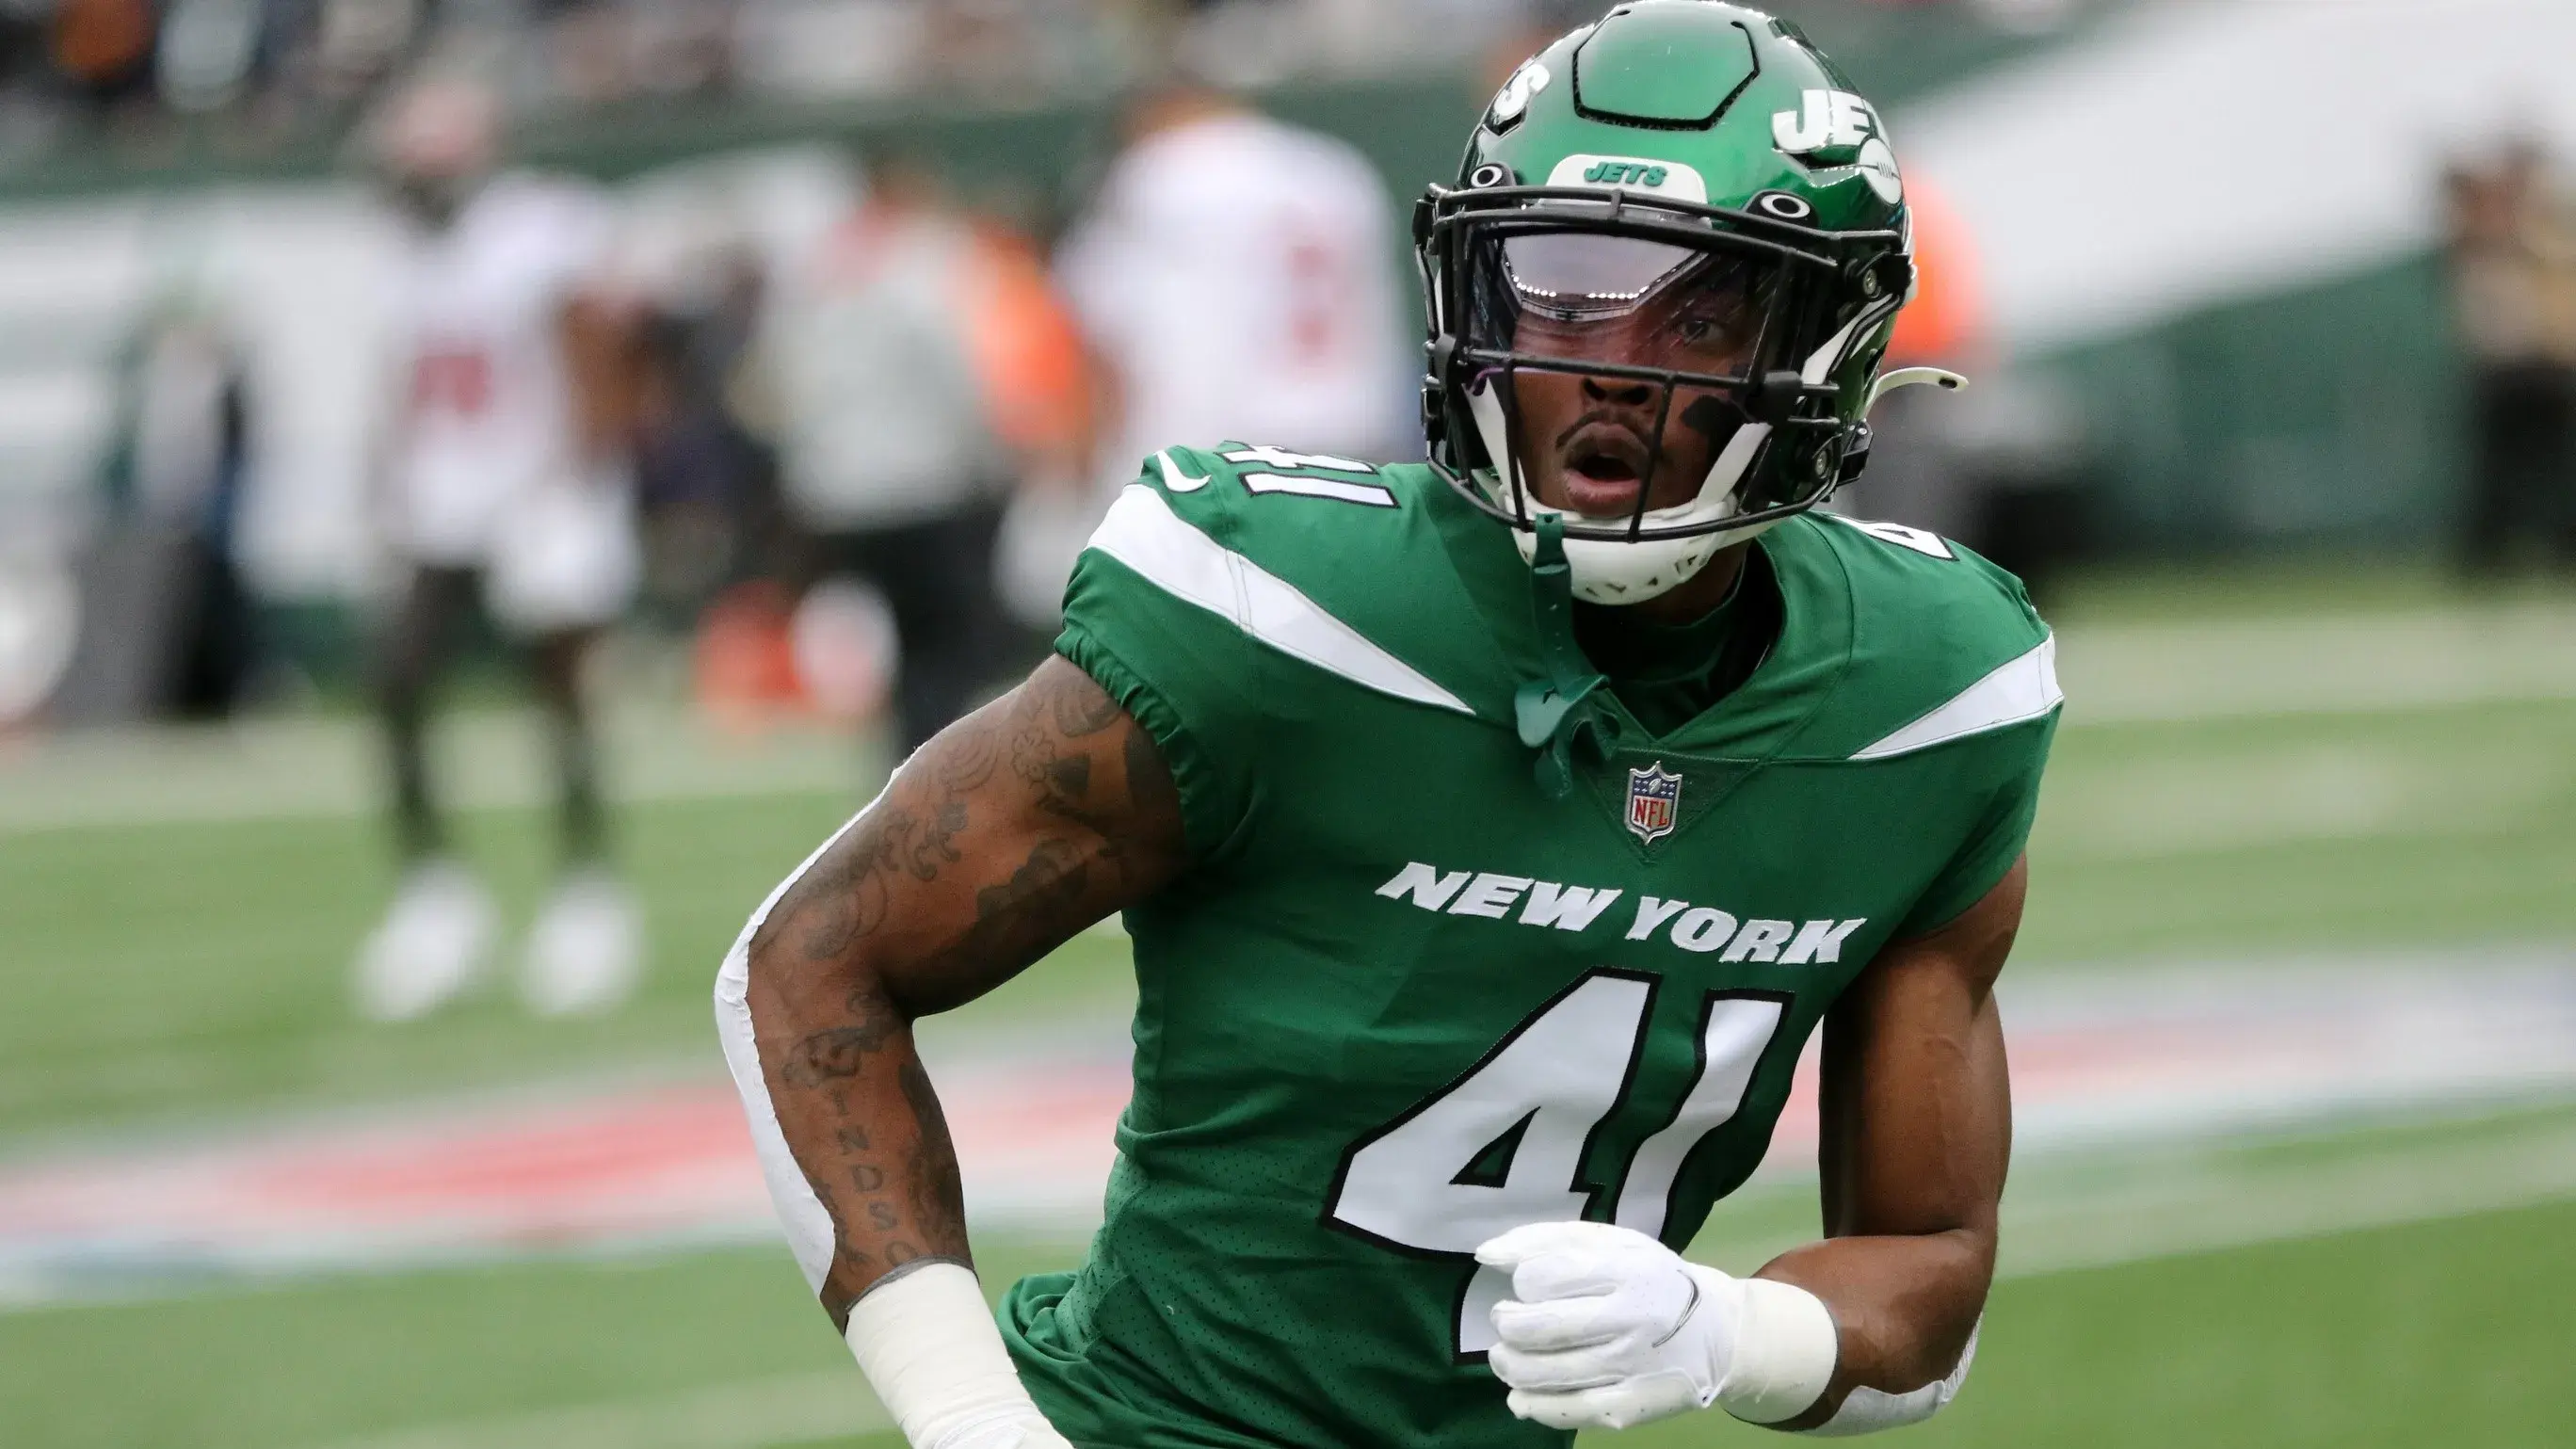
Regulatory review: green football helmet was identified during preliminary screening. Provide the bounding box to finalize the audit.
[1419,0,1948,604]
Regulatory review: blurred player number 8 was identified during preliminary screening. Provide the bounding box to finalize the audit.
[1325,970,1792,1355]
[1282,225,1354,370]
[411,345,495,418]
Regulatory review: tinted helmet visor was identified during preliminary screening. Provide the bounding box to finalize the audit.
[1457,223,1793,536]
[1422,180,1908,547]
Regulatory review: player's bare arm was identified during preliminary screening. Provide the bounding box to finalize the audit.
[1760,856,2023,1426]
[556,293,644,464]
[741,655,1184,1325]
[1476,862,2027,1437]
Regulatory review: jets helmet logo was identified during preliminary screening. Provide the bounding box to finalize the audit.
[1625,763,1682,845]
[1771,89,1904,205]
[1489,59,1550,127]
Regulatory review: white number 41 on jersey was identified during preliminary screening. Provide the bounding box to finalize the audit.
[1324,971,1790,1355]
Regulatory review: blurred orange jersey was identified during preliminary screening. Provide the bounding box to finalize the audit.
[1887,179,1986,370]
[963,225,1095,465]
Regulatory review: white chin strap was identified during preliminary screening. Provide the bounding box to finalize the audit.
[1466,302,1904,604]
[1468,378,1773,604]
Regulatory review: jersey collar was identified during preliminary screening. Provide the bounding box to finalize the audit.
[1431,492,1858,770]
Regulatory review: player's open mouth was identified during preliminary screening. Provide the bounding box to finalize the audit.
[1557,427,1654,518]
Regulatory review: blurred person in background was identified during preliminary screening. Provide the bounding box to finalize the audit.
[1004,64,1410,624]
[353,74,649,1023]
[765,149,1017,754]
[963,195,1102,637]
[1053,67,1411,488]
[2446,139,2576,575]
[633,241,781,626]
[1840,175,1985,540]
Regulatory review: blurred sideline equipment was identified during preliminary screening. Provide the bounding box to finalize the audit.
[0,555,79,727]
[2445,140,2576,573]
[354,76,646,1023]
[725,6,2043,1448]
[767,153,1018,752]
[48,300,262,728]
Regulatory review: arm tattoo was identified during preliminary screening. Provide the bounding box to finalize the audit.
[1049,672,1124,738]
[774,805,917,964]
[745,656,1184,1324]
[898,1059,968,1246]
[781,1017,897,1087]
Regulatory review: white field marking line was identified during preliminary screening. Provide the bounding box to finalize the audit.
[298,1370,887,1449]
[2053,604,2576,724]
[1691,1105,2576,1281]
[2028,733,2576,861]
[1998,1113,2576,1280]
[8,604,2576,837]
[0,703,871,836]
[3,957,2564,1316]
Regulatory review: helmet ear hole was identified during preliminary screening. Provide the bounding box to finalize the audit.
[1752,191,1814,222]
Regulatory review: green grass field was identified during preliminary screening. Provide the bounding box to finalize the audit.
[3,566,2573,1448]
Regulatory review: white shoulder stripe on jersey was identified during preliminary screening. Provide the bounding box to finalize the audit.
[1242,473,1399,507]
[1850,635,2061,761]
[1086,484,1474,716]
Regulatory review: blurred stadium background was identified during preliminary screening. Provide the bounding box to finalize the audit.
[5,0,2576,1445]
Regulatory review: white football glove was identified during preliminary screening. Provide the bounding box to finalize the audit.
[1476,1220,1839,1432]
[1477,1220,1736,1430]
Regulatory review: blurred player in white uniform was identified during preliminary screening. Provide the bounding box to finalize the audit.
[354,78,647,1022]
[993,77,1411,620]
[1055,74,1413,478]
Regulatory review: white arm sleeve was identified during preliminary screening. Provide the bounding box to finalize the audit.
[716,794,1069,1449]
[713,797,877,1293]
[1800,1319,1980,1438]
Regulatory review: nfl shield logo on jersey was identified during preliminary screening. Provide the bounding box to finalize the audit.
[1625,763,1682,845]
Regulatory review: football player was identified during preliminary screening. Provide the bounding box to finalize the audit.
[354,77,648,1022]
[717,5,2056,1445]
[1054,70,1414,488]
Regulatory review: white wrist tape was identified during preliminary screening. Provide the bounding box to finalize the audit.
[1716,1277,1841,1425]
[1801,1318,1979,1438]
[844,1263,1047,1449]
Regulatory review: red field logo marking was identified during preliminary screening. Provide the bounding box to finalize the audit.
[1,962,2569,1304]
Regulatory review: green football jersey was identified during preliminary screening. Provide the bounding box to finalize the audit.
[999,444,2058,1449]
